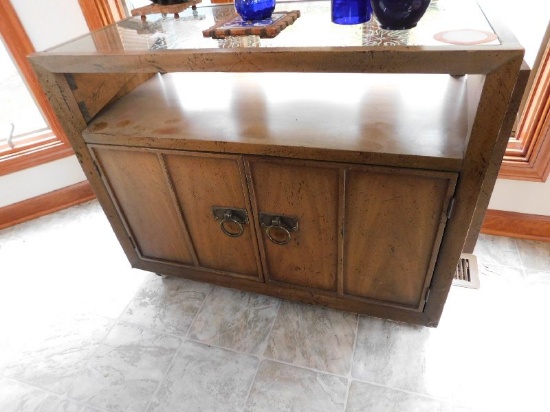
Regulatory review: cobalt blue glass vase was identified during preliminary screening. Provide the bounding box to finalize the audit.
[371,0,431,30]
[332,0,372,25]
[235,0,276,21]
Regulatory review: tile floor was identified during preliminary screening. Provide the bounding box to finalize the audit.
[0,200,549,412]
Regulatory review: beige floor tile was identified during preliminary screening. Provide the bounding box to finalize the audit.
[264,301,357,375]
[440,270,550,412]
[352,316,453,400]
[523,269,550,312]
[516,239,550,271]
[477,263,525,301]
[1,314,112,395]
[119,275,211,336]
[0,377,99,412]
[473,234,521,267]
[68,323,181,412]
[450,367,550,412]
[245,360,347,412]
[346,380,452,412]
[188,287,280,356]
[147,341,258,412]
[452,405,482,412]
[0,201,146,321]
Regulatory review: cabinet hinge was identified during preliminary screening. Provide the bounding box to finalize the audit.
[93,160,102,178]
[446,197,456,220]
[425,288,431,303]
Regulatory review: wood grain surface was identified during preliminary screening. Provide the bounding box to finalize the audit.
[164,152,262,279]
[344,167,457,310]
[93,146,195,264]
[247,158,340,291]
[82,72,468,171]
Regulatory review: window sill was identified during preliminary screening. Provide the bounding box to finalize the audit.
[0,136,74,177]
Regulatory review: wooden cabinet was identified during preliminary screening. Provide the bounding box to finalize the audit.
[91,141,456,313]
[30,0,524,326]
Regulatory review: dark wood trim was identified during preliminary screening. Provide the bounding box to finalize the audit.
[481,209,550,242]
[0,181,96,230]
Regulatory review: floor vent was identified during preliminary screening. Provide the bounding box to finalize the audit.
[453,253,480,289]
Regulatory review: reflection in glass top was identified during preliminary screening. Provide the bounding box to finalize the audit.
[45,0,499,54]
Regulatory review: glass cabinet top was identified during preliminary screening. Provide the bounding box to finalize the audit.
[45,0,500,54]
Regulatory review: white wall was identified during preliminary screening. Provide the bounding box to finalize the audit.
[0,157,85,208]
[490,179,550,215]
[0,0,89,207]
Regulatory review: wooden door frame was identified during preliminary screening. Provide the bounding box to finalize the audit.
[500,24,550,182]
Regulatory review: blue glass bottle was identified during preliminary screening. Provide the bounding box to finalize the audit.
[235,0,276,21]
[332,0,371,25]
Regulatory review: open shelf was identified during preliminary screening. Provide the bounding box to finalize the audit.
[83,72,472,171]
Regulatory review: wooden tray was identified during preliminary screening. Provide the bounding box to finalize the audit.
[202,10,300,39]
[131,1,202,20]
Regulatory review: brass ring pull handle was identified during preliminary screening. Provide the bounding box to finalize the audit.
[259,213,299,246]
[212,207,249,238]
[220,210,244,238]
[265,217,292,245]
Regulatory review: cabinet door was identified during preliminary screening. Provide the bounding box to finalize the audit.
[164,153,261,279]
[344,168,456,310]
[247,159,340,291]
[92,147,194,264]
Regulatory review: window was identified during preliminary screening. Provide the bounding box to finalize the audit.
[481,0,550,182]
[0,0,72,177]
[500,25,550,181]
[0,40,48,139]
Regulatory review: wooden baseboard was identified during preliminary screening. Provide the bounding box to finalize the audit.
[481,209,550,242]
[0,181,96,231]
